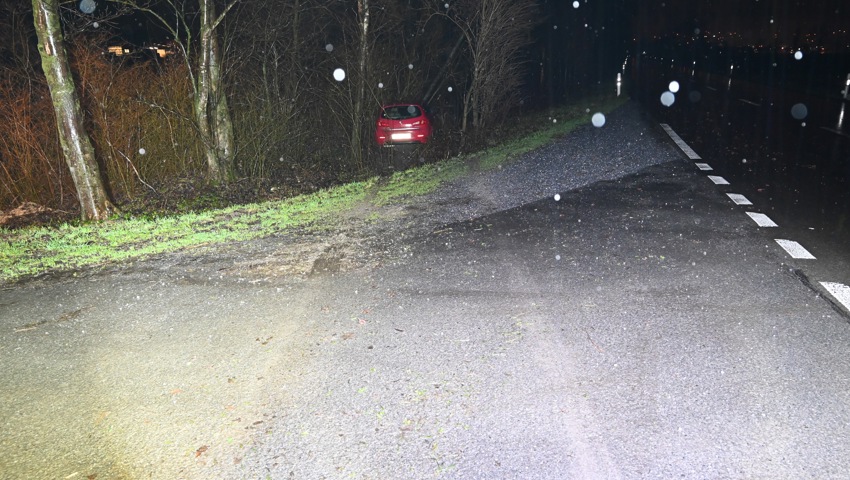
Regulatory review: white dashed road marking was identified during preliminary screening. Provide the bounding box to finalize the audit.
[660,124,702,160]
[775,239,816,259]
[746,212,778,227]
[821,282,850,312]
[660,124,844,314]
[727,193,753,205]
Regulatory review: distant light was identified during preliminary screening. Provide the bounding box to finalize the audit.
[669,81,680,93]
[333,68,345,81]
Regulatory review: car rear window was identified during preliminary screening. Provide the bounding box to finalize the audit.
[381,105,422,120]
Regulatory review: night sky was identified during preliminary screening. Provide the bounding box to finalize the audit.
[633,0,848,48]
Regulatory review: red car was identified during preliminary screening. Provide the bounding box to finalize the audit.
[375,103,433,146]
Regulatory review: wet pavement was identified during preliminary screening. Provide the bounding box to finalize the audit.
[2,101,850,479]
[633,58,850,309]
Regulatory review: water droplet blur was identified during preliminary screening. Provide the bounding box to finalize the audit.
[591,113,606,127]
[573,1,579,8]
[553,118,558,123]
[660,91,675,107]
[93,21,99,28]
[554,194,561,201]
[445,3,449,8]
[688,91,702,102]
[333,68,345,81]
[325,44,334,52]
[378,82,384,88]
[668,81,680,93]
[794,50,803,60]
[791,103,808,120]
[408,64,414,70]
[79,0,96,14]
[447,86,453,92]
[139,148,146,155]
[556,255,561,260]
[407,106,416,114]
[554,25,558,30]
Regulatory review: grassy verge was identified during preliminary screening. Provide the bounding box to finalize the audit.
[0,94,627,283]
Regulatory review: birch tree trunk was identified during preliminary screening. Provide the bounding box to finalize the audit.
[32,0,115,221]
[197,0,235,183]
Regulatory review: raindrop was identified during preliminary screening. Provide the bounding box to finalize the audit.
[325,44,334,52]
[138,148,146,155]
[591,113,606,127]
[668,81,680,93]
[447,86,453,92]
[333,68,345,81]
[554,194,561,201]
[688,91,702,102]
[408,64,414,70]
[79,0,96,14]
[573,1,579,7]
[794,50,803,60]
[791,103,808,120]
[378,82,384,88]
[660,91,675,107]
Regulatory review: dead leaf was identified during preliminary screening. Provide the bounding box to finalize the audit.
[195,445,208,457]
[342,332,355,340]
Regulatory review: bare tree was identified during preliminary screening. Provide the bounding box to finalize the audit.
[438,0,537,132]
[113,0,237,184]
[31,0,115,220]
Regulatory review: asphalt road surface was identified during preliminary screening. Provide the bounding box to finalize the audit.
[2,101,850,479]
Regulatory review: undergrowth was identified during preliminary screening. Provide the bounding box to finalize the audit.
[0,94,628,283]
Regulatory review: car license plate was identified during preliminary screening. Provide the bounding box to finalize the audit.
[391,132,412,140]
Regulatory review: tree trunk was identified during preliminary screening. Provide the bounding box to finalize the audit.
[32,0,115,221]
[351,0,369,168]
[197,0,235,183]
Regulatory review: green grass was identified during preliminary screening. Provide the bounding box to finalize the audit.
[0,94,627,283]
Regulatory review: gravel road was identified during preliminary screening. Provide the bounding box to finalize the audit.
[4,101,849,479]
